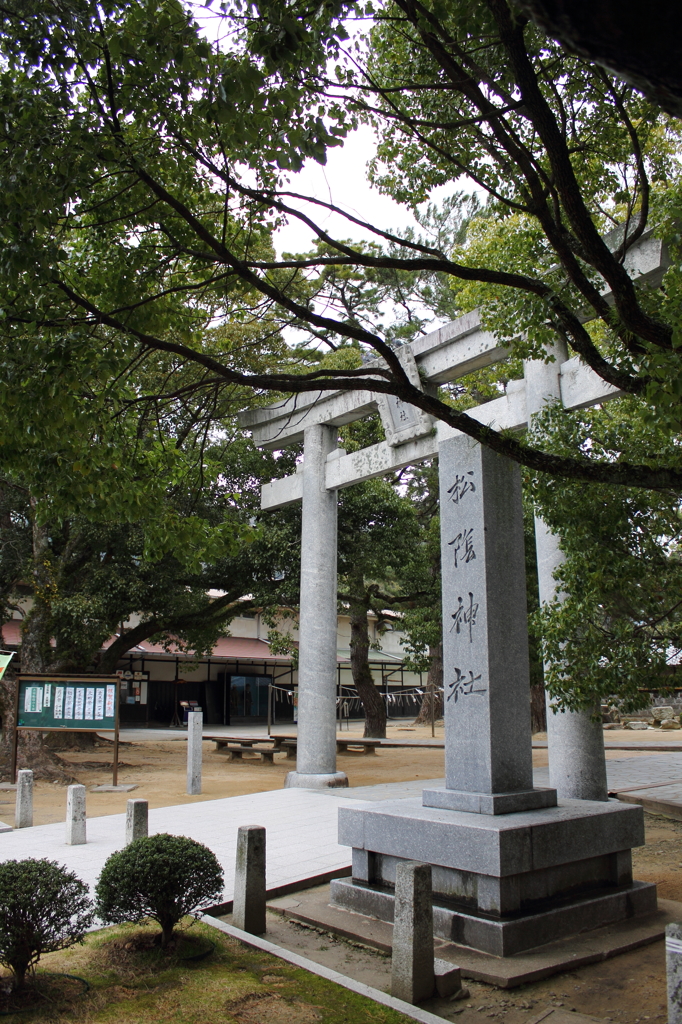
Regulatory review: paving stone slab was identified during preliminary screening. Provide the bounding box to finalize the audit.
[527,1011,606,1024]
[617,783,682,820]
[0,789,363,904]
[90,784,138,792]
[269,887,680,988]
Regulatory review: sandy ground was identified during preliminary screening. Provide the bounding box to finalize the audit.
[7,723,679,826]
[9,721,451,825]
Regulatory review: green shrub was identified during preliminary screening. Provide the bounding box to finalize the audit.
[95,833,224,947]
[0,858,93,989]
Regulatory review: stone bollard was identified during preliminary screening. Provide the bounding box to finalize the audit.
[186,710,202,796]
[667,923,682,1022]
[233,825,266,935]
[14,769,33,829]
[66,784,87,845]
[391,861,435,1004]
[125,799,148,845]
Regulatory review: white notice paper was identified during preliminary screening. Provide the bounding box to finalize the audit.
[23,686,42,714]
[43,684,51,708]
[74,687,85,720]
[84,688,95,720]
[54,687,64,719]
[94,688,104,721]
[105,685,116,718]
[64,687,74,719]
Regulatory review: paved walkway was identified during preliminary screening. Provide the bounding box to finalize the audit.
[0,789,366,903]
[3,754,682,900]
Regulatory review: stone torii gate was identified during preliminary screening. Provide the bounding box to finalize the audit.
[240,231,667,800]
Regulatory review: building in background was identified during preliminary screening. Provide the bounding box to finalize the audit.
[1,609,423,728]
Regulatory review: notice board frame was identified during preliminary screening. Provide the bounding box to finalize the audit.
[12,674,120,785]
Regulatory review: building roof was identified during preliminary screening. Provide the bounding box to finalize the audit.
[1,619,403,666]
[128,635,295,662]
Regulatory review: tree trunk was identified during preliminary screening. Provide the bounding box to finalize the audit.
[160,920,175,948]
[20,511,55,674]
[43,731,98,750]
[0,512,77,782]
[0,667,75,782]
[530,683,547,733]
[349,595,386,739]
[414,642,444,725]
[11,958,28,990]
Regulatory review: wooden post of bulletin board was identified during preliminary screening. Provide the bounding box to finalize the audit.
[13,675,120,786]
[10,669,21,784]
[112,703,119,787]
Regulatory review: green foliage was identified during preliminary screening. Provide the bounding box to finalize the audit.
[95,834,224,947]
[0,0,680,491]
[529,398,682,711]
[0,858,93,989]
[393,464,442,674]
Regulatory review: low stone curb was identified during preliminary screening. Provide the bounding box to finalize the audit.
[200,914,448,1024]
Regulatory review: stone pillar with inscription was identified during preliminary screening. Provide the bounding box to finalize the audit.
[422,436,556,814]
[330,435,656,958]
[285,424,348,789]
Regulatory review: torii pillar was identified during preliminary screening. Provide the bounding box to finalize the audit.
[285,424,348,789]
[525,346,608,801]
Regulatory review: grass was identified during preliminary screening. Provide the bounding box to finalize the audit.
[0,920,415,1024]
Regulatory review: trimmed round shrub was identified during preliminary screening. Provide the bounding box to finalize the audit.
[0,858,93,989]
[95,834,224,947]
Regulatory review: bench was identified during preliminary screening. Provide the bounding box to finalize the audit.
[215,744,277,764]
[280,737,382,759]
[336,739,380,755]
[205,734,295,753]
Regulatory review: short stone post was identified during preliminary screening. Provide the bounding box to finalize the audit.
[14,769,33,829]
[66,784,86,845]
[668,923,682,1023]
[391,861,434,1004]
[125,799,148,844]
[233,824,266,935]
[187,710,202,795]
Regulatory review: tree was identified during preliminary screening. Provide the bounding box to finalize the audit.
[529,398,682,714]
[0,0,681,492]
[95,833,224,947]
[0,330,303,770]
[338,474,421,736]
[0,859,93,989]
[393,462,444,727]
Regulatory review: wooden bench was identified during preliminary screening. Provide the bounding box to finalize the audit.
[215,744,276,764]
[280,737,382,758]
[205,734,294,753]
[336,739,380,755]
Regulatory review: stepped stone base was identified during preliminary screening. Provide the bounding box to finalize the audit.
[331,796,657,957]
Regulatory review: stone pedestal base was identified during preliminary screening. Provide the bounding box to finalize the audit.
[423,785,557,815]
[284,771,348,789]
[331,796,656,957]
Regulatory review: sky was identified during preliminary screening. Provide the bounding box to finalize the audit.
[193,4,458,260]
[273,123,425,257]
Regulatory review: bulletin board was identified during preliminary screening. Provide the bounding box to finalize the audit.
[12,674,120,784]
